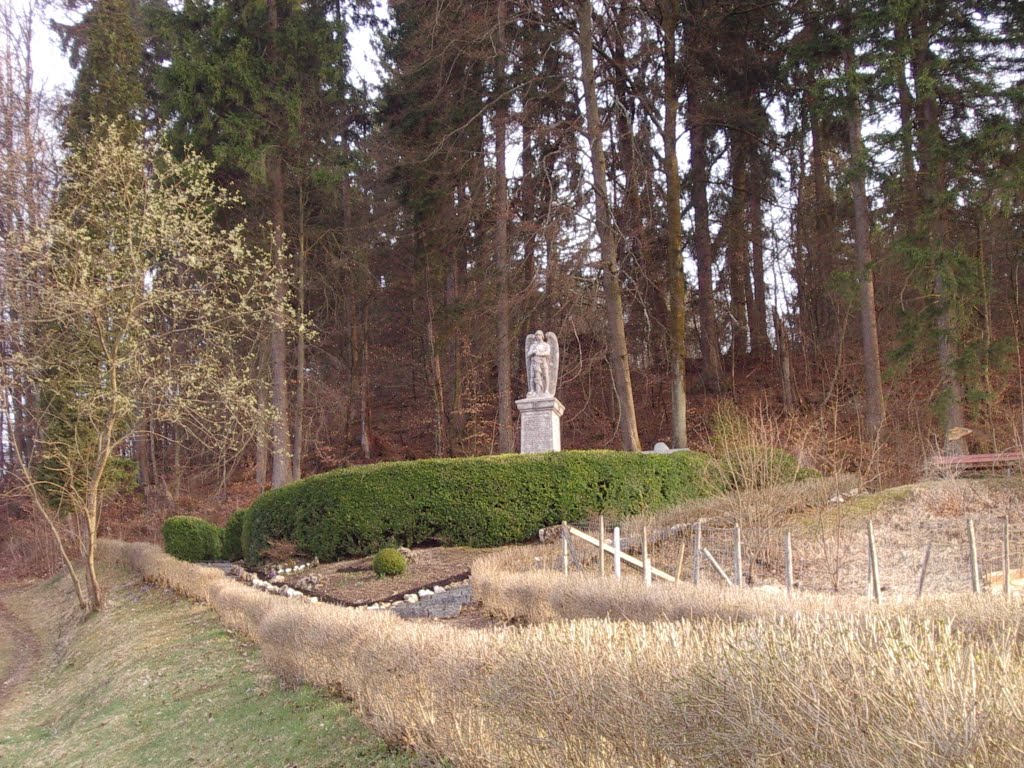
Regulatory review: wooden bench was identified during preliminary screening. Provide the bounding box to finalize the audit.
[930,451,1023,474]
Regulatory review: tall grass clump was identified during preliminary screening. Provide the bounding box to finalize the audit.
[102,537,1024,768]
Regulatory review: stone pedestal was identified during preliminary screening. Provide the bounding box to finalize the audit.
[516,396,564,454]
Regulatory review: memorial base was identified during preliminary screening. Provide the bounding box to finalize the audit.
[516,396,564,454]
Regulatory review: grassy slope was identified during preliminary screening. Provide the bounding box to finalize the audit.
[0,568,416,768]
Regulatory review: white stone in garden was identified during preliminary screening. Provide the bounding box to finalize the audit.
[417,588,434,597]
[434,585,446,593]
[404,593,419,603]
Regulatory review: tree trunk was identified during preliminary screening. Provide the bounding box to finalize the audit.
[424,281,449,457]
[359,305,372,460]
[663,12,687,448]
[291,194,307,480]
[254,344,269,488]
[725,135,750,357]
[136,424,152,502]
[685,76,723,392]
[266,0,292,488]
[808,110,835,344]
[909,12,966,455]
[747,151,770,358]
[775,308,796,414]
[495,0,513,453]
[844,25,884,441]
[576,0,641,451]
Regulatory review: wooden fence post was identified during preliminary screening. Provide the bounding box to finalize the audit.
[610,528,618,577]
[917,542,932,599]
[967,519,980,594]
[561,521,569,577]
[599,516,606,578]
[674,538,686,583]
[867,521,881,603]
[692,521,702,585]
[733,524,743,587]
[784,531,794,597]
[700,548,734,587]
[1003,515,1011,596]
[642,526,652,587]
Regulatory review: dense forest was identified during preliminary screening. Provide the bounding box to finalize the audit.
[2,0,1024,527]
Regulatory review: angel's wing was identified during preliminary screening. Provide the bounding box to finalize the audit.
[525,334,536,393]
[547,332,559,396]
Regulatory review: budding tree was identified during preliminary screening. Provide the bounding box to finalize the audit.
[1,123,289,612]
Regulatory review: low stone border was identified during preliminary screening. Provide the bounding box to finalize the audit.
[227,562,473,618]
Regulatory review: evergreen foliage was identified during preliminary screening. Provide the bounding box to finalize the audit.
[162,515,223,562]
[242,450,711,564]
[371,548,407,577]
[222,508,248,562]
[57,0,153,143]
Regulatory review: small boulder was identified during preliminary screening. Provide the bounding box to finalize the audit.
[403,593,419,604]
[417,588,434,598]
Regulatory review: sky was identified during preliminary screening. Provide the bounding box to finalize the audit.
[22,0,73,94]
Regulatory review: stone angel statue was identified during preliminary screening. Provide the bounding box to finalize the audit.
[525,330,559,398]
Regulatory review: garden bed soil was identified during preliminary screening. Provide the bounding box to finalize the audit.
[281,546,494,606]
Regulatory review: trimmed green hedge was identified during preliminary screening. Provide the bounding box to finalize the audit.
[222,508,248,561]
[242,450,710,565]
[163,515,223,562]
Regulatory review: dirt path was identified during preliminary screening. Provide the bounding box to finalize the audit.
[0,595,41,710]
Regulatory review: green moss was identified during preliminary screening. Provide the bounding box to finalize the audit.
[243,450,711,564]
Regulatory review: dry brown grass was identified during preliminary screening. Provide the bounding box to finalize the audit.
[100,538,1024,767]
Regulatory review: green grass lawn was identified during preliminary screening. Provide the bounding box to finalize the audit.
[0,569,419,768]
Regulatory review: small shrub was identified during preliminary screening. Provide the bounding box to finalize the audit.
[163,515,223,562]
[704,402,810,493]
[372,548,407,577]
[242,449,712,564]
[222,508,248,561]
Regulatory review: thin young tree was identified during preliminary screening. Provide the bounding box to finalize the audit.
[2,124,287,611]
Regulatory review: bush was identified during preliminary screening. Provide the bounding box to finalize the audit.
[163,515,223,562]
[222,508,248,561]
[242,449,710,565]
[372,548,407,577]
[704,403,814,492]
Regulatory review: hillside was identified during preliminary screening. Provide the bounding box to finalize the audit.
[0,567,419,768]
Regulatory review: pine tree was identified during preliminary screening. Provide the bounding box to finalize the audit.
[57,0,158,142]
[160,0,351,484]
